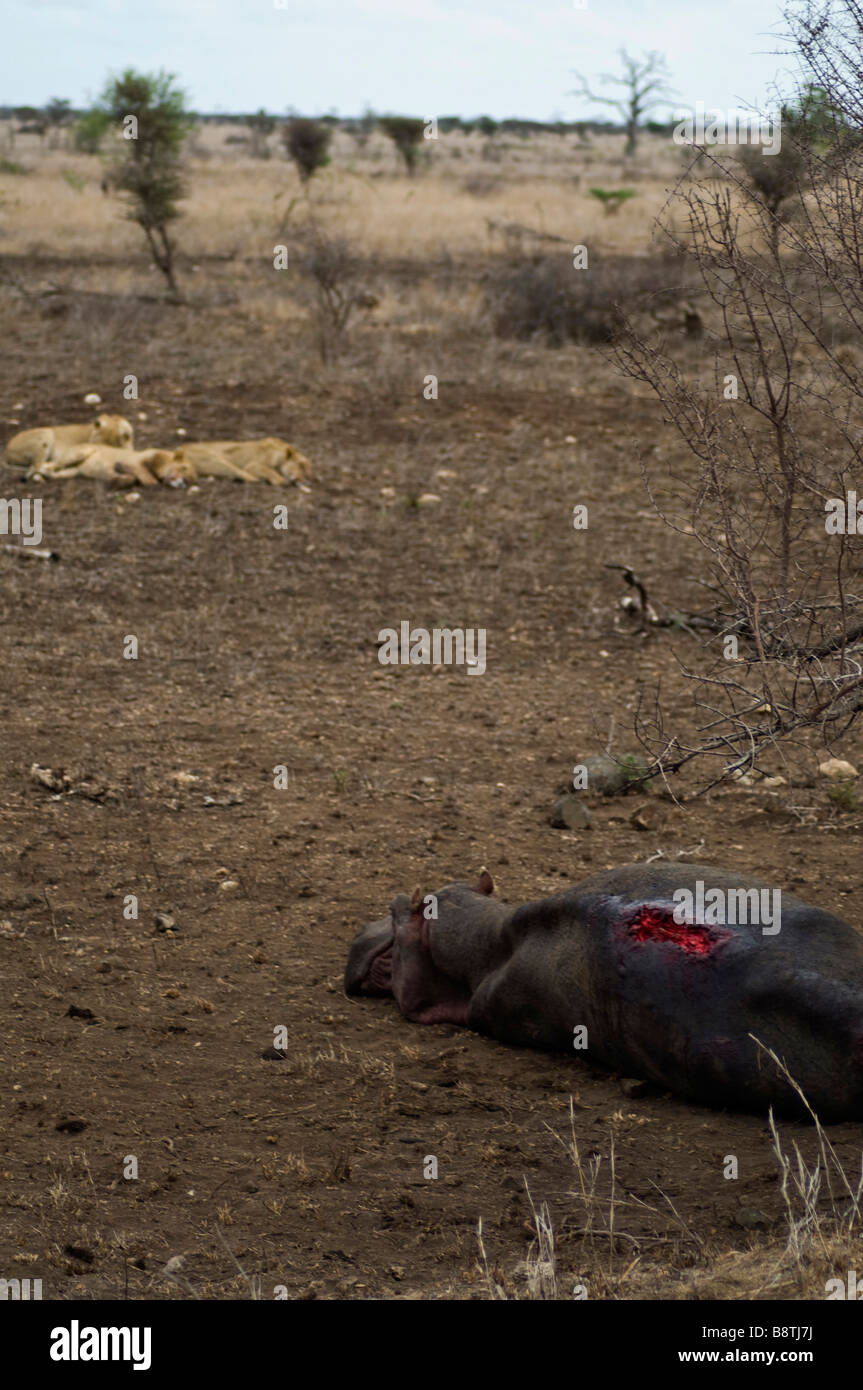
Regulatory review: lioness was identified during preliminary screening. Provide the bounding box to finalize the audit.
[171,444,257,483]
[146,450,198,486]
[179,438,313,486]
[32,445,159,487]
[214,437,314,485]
[5,414,135,469]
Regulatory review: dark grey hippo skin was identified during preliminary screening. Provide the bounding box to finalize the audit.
[345,863,863,1121]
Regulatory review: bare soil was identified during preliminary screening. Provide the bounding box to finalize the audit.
[2,258,862,1301]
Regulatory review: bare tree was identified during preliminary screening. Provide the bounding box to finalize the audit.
[609,0,863,791]
[44,98,72,150]
[571,50,674,158]
[246,108,275,159]
[348,106,376,152]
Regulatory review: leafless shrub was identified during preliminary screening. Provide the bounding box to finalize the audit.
[297,227,378,363]
[611,0,863,790]
[461,175,500,197]
[486,252,689,346]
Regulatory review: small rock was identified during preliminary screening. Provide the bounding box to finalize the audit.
[219,879,240,892]
[620,1077,652,1099]
[576,754,634,797]
[730,770,788,790]
[63,1244,94,1263]
[260,1047,286,1061]
[1,893,40,911]
[97,957,126,973]
[818,758,858,780]
[416,493,441,506]
[734,1206,769,1230]
[83,392,102,405]
[154,911,178,933]
[629,803,665,832]
[550,795,593,830]
[55,1117,88,1134]
[30,764,69,793]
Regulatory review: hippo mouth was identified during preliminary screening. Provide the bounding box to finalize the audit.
[366,944,393,992]
[345,917,396,997]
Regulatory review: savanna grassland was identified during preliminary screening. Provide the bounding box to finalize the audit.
[1,118,862,1301]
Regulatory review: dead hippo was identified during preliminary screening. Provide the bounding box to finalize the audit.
[345,863,863,1121]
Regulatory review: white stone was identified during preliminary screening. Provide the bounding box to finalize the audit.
[818,758,858,780]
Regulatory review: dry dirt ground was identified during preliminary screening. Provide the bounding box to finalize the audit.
[1,240,863,1301]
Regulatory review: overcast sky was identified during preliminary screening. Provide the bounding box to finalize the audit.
[5,0,798,119]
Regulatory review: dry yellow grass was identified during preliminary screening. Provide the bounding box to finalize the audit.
[0,122,694,264]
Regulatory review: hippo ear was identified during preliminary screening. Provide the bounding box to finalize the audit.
[478,868,495,896]
[409,885,424,913]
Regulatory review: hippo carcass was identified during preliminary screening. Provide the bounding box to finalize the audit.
[345,863,863,1120]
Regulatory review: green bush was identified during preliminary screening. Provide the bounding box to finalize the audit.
[379,116,425,175]
[98,68,192,299]
[73,108,112,153]
[282,117,332,181]
[589,187,637,215]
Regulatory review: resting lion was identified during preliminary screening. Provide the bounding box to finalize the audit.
[5,414,135,469]
[146,450,198,486]
[31,445,160,487]
[171,444,257,483]
[215,437,313,485]
[176,438,314,486]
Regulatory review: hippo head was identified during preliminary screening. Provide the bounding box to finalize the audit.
[344,872,496,1002]
[344,916,397,996]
